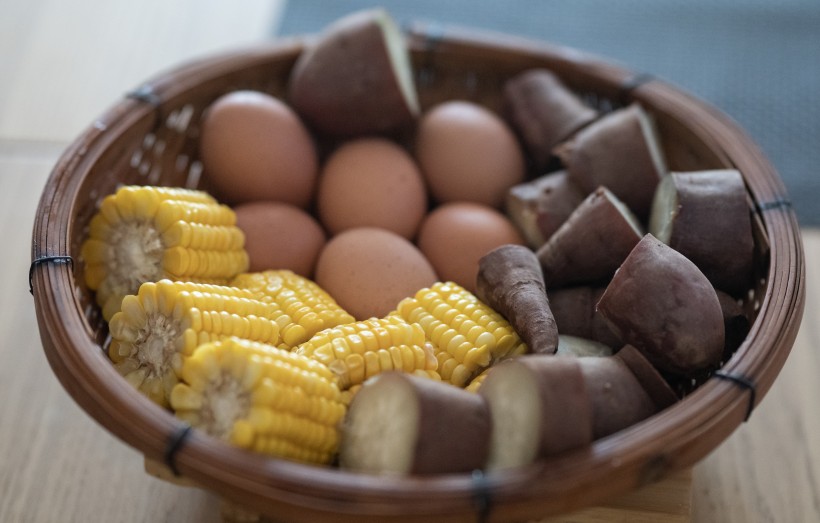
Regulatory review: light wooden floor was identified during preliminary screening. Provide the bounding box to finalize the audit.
[1,1,818,522]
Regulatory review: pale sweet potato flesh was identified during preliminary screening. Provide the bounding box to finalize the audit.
[341,373,490,475]
[340,374,420,474]
[556,335,613,357]
[480,364,542,470]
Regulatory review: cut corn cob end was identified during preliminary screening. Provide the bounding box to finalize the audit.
[393,281,526,387]
[81,185,249,320]
[170,338,346,465]
[295,316,437,390]
[108,280,283,407]
[231,270,355,349]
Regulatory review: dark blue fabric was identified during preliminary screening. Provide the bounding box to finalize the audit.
[277,1,820,225]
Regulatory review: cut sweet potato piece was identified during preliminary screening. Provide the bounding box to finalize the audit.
[649,169,754,296]
[536,187,643,288]
[479,356,592,470]
[578,345,678,439]
[505,171,585,249]
[476,245,559,355]
[503,69,598,170]
[548,286,621,348]
[597,234,725,375]
[287,8,419,136]
[557,104,666,219]
[340,373,490,475]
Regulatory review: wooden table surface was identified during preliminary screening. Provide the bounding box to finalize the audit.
[2,1,818,522]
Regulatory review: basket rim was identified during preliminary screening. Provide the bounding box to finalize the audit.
[30,24,805,522]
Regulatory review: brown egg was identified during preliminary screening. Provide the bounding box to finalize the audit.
[315,227,438,320]
[417,202,524,293]
[200,90,318,207]
[415,100,525,208]
[317,138,428,239]
[234,202,326,277]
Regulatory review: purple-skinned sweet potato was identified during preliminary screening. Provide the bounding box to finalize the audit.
[548,286,622,348]
[503,69,598,170]
[649,169,754,296]
[536,186,643,288]
[476,244,559,355]
[556,104,666,219]
[288,8,419,136]
[596,234,725,375]
[505,170,585,249]
[340,373,490,474]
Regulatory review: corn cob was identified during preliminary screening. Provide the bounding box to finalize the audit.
[170,338,345,465]
[394,282,526,387]
[82,185,249,320]
[465,368,491,394]
[108,279,282,407]
[231,270,354,349]
[339,369,443,406]
[295,316,438,390]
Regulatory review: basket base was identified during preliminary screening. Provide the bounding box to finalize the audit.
[146,458,691,522]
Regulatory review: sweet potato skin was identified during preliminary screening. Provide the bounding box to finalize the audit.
[288,9,417,136]
[597,234,725,375]
[548,286,621,348]
[536,187,642,288]
[503,70,598,170]
[476,245,559,354]
[557,104,665,219]
[505,171,585,249]
[650,170,754,296]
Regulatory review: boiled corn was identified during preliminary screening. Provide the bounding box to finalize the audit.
[393,282,526,387]
[231,270,354,349]
[82,185,248,320]
[170,338,345,465]
[295,316,437,389]
[108,279,282,406]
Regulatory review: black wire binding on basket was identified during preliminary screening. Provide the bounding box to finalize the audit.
[29,255,73,295]
[164,424,194,477]
[127,85,164,130]
[713,370,757,422]
[471,469,492,523]
[757,198,793,213]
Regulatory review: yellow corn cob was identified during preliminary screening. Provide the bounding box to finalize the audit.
[393,282,526,387]
[170,338,345,465]
[465,368,491,394]
[339,369,443,406]
[107,279,283,407]
[295,316,437,390]
[231,270,354,349]
[82,185,249,320]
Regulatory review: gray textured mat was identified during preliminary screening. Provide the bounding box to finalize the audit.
[277,1,820,226]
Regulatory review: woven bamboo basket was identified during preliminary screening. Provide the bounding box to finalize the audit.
[31,22,805,522]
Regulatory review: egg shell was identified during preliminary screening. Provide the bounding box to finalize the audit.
[200,90,318,207]
[417,202,525,293]
[315,227,438,320]
[317,138,428,239]
[415,100,526,208]
[233,202,326,277]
